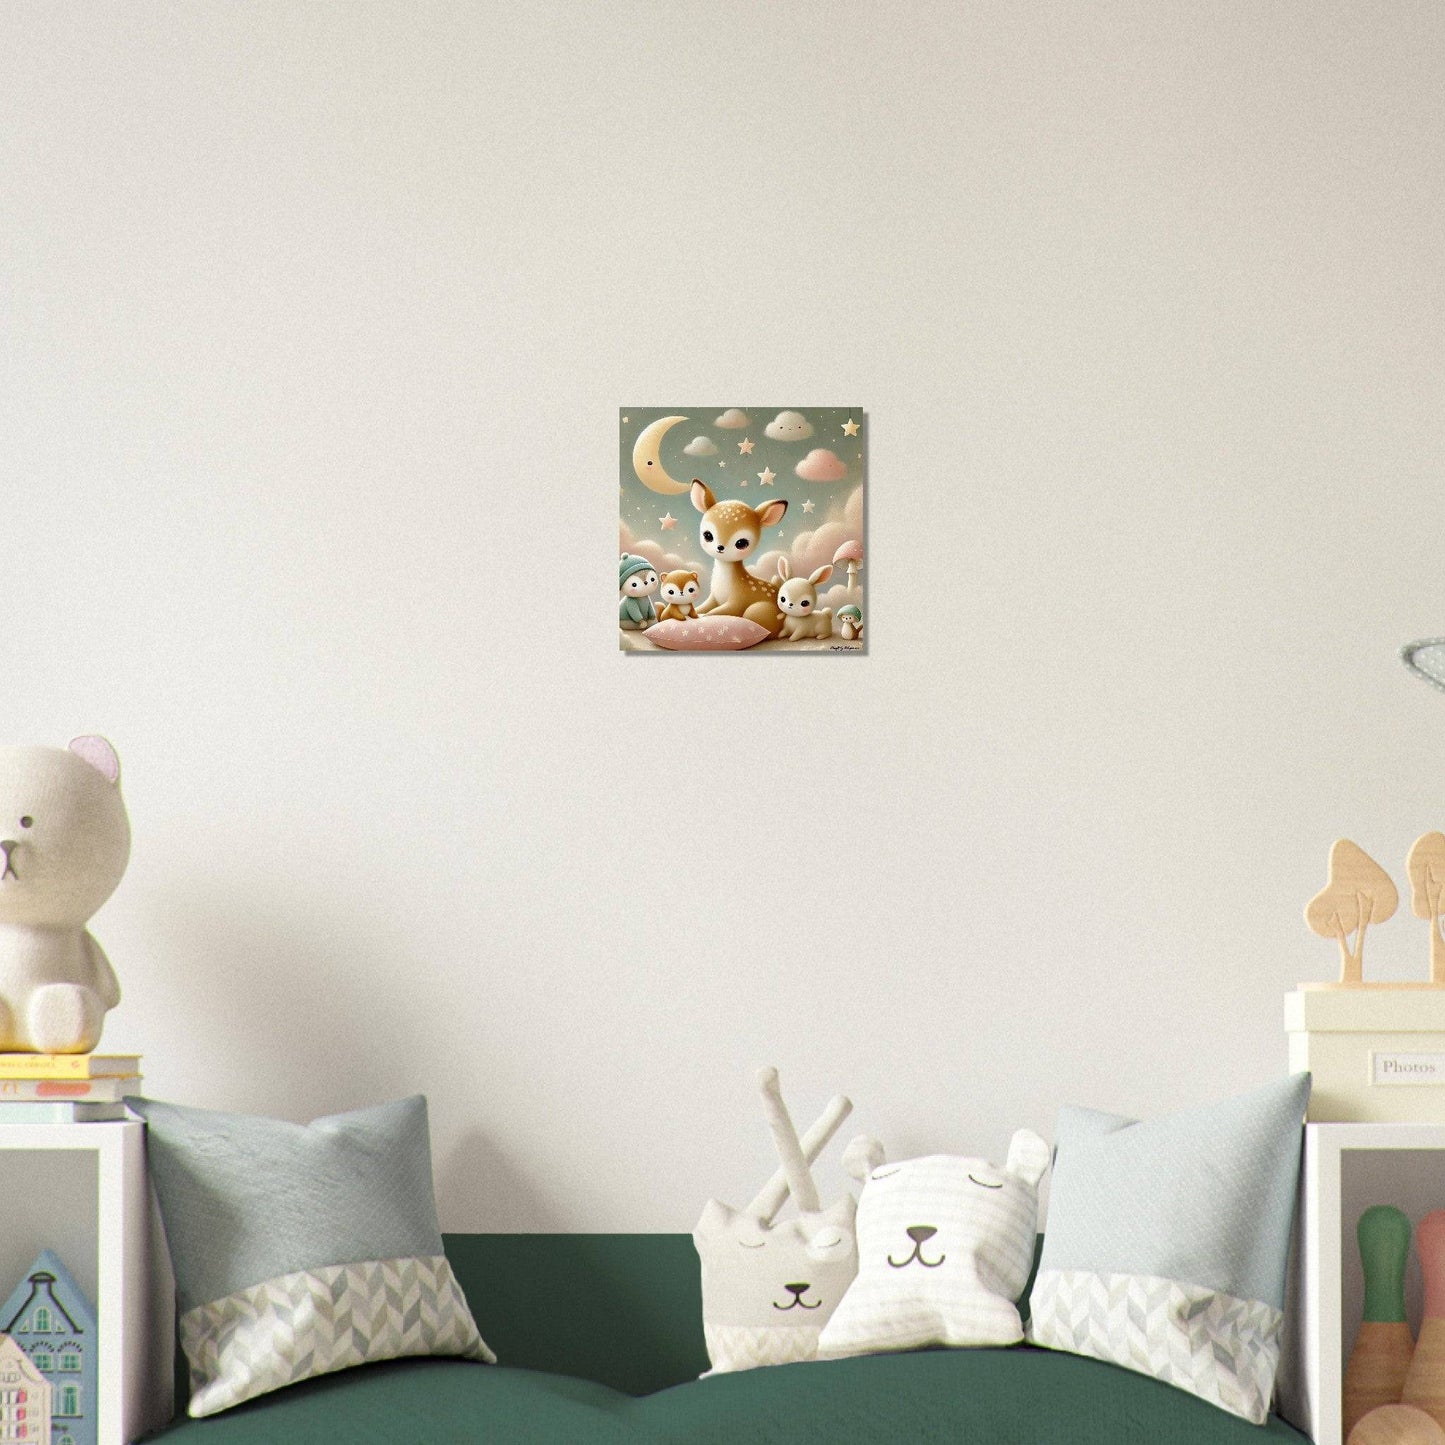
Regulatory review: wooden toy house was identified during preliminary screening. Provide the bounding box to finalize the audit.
[0,1335,49,1445]
[0,1253,95,1445]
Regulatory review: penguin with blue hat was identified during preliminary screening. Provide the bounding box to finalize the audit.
[619,553,661,629]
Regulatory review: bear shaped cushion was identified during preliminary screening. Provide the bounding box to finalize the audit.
[0,737,129,1052]
[816,1130,1050,1359]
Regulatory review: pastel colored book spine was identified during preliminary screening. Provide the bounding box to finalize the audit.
[0,1075,139,1101]
[0,1101,127,1123]
[0,1053,140,1079]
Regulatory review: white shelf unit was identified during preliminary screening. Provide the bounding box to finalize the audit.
[0,1121,172,1445]
[1279,1122,1445,1445]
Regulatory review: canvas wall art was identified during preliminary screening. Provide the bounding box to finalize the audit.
[619,408,865,653]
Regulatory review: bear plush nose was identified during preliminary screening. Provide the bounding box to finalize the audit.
[906,1225,937,1244]
[784,1282,810,1298]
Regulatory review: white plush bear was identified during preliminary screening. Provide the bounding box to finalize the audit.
[0,738,128,1053]
[816,1130,1050,1359]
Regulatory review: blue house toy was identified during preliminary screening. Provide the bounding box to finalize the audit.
[0,1252,95,1445]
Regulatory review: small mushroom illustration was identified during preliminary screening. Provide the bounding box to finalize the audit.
[1305,839,1399,984]
[836,604,863,641]
[833,540,863,595]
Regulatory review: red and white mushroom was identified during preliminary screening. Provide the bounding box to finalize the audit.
[832,540,863,595]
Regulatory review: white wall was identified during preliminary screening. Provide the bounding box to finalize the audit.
[3,0,1442,1231]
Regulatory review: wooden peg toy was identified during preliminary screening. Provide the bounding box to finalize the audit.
[1349,1404,1445,1445]
[1403,1211,1445,1429]
[1306,840,1399,985]
[1346,1206,1417,1438]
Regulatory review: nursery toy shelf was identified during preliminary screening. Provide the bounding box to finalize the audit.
[0,1121,172,1445]
[1280,1122,1445,1445]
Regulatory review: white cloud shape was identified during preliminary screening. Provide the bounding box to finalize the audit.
[795,447,848,481]
[682,435,717,457]
[714,408,750,429]
[765,410,814,442]
[619,521,702,578]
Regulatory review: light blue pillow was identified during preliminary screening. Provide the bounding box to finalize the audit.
[128,1094,493,1416]
[1027,1074,1309,1424]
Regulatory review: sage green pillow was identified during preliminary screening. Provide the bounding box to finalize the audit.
[128,1094,492,1416]
[1026,1074,1309,1425]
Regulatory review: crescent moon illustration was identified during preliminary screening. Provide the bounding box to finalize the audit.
[632,415,692,495]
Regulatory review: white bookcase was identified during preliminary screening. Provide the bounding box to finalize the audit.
[0,1121,173,1445]
[1278,1122,1445,1445]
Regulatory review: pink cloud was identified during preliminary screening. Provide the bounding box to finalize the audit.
[752,485,863,581]
[795,448,849,482]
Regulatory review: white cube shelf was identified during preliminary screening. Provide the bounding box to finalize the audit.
[0,1121,172,1445]
[1278,1122,1445,1445]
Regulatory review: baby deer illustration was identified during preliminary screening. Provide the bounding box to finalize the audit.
[691,481,788,635]
[775,559,834,641]
[693,1067,882,1375]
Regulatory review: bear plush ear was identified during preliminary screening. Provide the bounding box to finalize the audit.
[1005,1128,1051,1188]
[841,1134,886,1182]
[69,735,121,785]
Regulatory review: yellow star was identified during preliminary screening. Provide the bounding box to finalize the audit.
[659,513,677,530]
[738,437,755,455]
[842,418,860,436]
[802,498,815,513]
[739,477,750,487]
[758,467,776,486]
[622,415,630,423]
[718,459,726,467]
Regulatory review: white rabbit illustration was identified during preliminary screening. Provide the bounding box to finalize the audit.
[775,560,834,641]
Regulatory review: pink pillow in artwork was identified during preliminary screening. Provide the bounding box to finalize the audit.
[646,617,771,651]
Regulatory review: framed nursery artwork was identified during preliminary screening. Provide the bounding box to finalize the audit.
[619,408,865,653]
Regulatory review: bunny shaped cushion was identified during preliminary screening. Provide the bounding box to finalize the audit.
[0,738,128,1052]
[817,1129,1050,1359]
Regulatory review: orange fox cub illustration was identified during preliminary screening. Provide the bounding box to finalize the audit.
[657,571,702,622]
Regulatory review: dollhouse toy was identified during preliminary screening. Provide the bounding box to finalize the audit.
[0,1334,49,1445]
[0,1252,95,1445]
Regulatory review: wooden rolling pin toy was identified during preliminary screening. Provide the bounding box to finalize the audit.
[1349,1404,1445,1445]
[1403,1210,1445,1429]
[1347,1206,1417,1437]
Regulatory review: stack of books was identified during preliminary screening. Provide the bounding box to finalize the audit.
[0,1053,141,1123]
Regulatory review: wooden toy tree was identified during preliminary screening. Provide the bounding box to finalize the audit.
[1409,833,1445,985]
[1307,840,1399,985]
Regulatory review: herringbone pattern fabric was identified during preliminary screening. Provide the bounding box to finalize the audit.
[180,1253,493,1417]
[1026,1267,1282,1424]
[702,1322,824,1374]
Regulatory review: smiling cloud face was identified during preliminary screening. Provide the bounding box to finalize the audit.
[714,408,750,429]
[765,410,814,442]
[816,1132,1050,1358]
[683,436,718,457]
[795,448,848,482]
